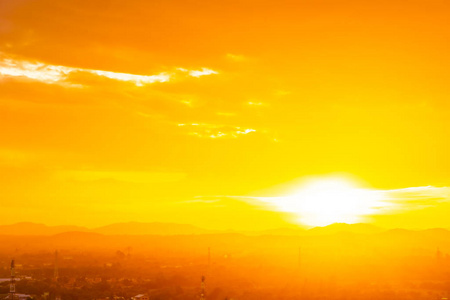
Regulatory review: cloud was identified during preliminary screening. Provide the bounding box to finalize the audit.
[206,186,450,227]
[0,52,218,86]
[380,186,450,209]
[247,101,266,106]
[87,69,170,86]
[177,123,256,139]
[0,58,73,83]
[227,186,450,213]
[177,67,218,78]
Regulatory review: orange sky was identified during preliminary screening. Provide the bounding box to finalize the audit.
[0,0,450,230]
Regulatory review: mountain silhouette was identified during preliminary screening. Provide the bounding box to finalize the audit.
[92,222,215,235]
[0,222,89,235]
[305,223,384,235]
[0,222,393,236]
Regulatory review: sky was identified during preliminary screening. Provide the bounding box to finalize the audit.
[0,0,450,230]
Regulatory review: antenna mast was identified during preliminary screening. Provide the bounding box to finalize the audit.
[55,251,61,300]
[200,275,206,300]
[9,259,15,300]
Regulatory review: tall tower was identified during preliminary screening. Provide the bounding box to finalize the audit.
[54,251,61,300]
[9,259,15,300]
[200,275,206,300]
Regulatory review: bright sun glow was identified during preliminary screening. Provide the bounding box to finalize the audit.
[274,177,385,227]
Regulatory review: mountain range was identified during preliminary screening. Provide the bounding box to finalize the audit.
[0,221,390,236]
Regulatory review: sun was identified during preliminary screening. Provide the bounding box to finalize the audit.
[274,177,383,227]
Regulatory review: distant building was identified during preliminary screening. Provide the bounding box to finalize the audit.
[0,279,20,284]
[437,248,443,261]
[131,295,149,300]
[3,294,31,300]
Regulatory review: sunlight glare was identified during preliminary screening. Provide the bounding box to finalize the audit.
[278,177,384,227]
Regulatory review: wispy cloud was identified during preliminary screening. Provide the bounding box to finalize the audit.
[0,58,73,83]
[177,123,256,139]
[88,69,170,86]
[247,101,266,106]
[209,186,450,226]
[0,53,218,86]
[249,186,450,211]
[380,186,450,209]
[177,67,218,78]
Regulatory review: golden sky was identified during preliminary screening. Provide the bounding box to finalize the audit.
[0,0,449,230]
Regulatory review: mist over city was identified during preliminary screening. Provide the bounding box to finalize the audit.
[1,0,450,299]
